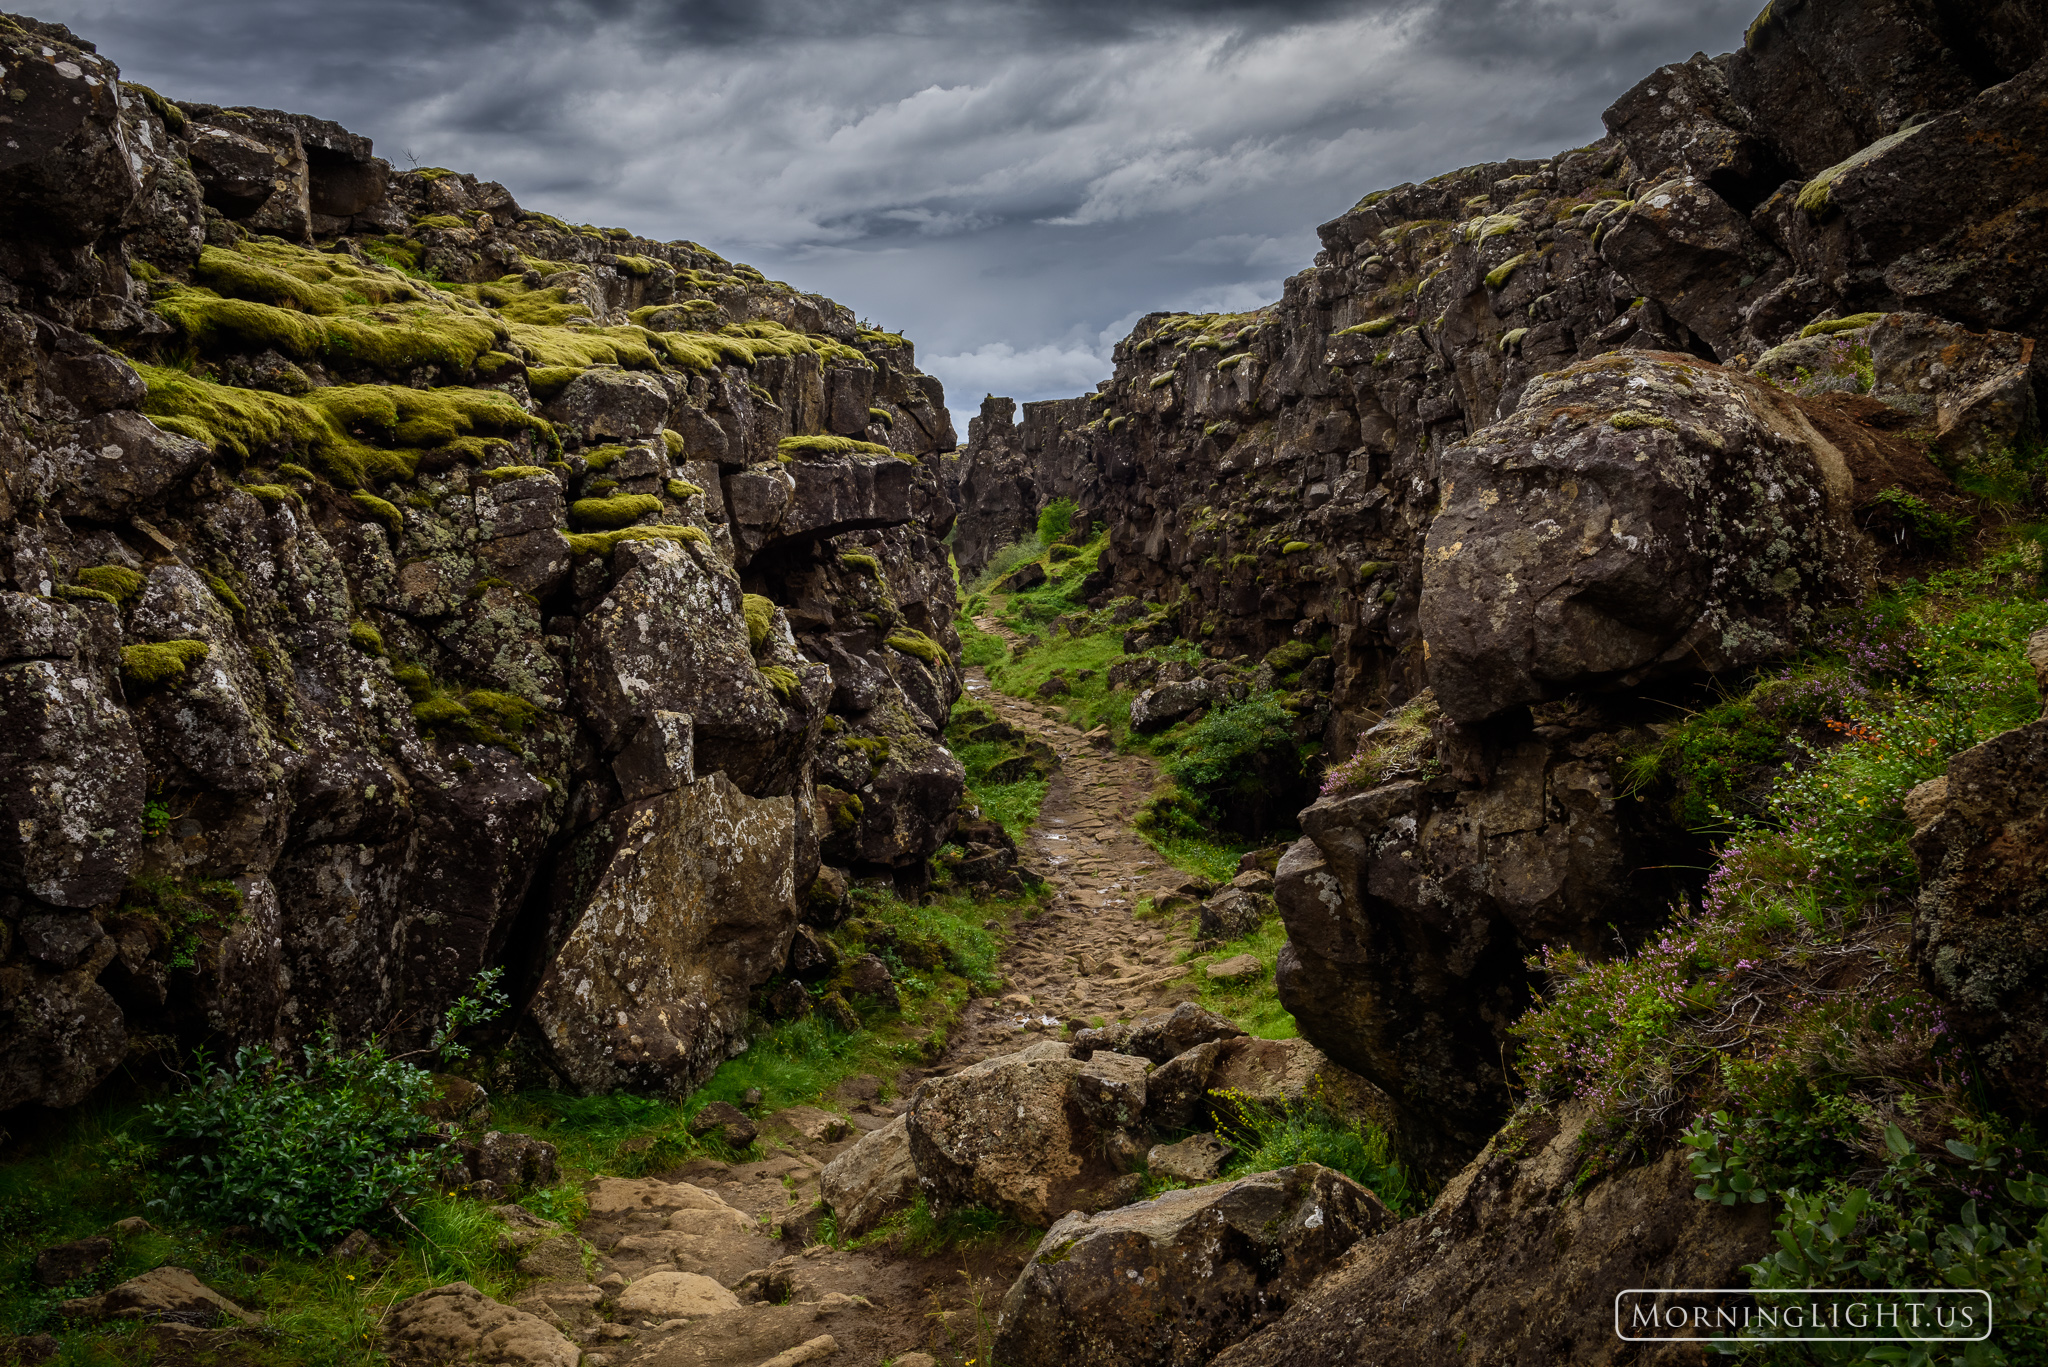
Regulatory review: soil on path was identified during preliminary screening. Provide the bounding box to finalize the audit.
[581,661,1214,1367]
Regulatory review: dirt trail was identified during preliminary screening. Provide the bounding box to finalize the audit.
[575,655,1215,1367]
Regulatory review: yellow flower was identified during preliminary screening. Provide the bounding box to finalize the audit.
[346,1274,356,1281]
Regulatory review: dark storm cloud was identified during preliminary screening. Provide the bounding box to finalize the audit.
[41,0,1761,425]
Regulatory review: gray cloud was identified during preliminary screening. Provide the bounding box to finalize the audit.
[44,0,1760,428]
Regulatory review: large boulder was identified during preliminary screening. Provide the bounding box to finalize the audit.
[1072,1001,1244,1066]
[906,1041,1150,1226]
[529,773,797,1096]
[383,1281,579,1367]
[1143,1034,1394,1138]
[993,1164,1393,1367]
[0,24,142,243]
[544,368,672,439]
[1211,1107,1773,1367]
[1419,351,1902,724]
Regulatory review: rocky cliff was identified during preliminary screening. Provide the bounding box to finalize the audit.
[955,0,2048,1157]
[0,10,969,1116]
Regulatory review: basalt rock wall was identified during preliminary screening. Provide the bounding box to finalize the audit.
[955,0,2048,1158]
[0,11,964,1114]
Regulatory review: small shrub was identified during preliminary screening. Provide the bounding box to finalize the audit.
[1214,1088,1423,1217]
[148,1032,449,1251]
[1036,497,1076,547]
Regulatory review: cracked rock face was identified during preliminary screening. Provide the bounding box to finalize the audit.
[0,8,966,1116]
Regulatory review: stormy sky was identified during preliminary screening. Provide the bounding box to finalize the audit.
[43,0,1760,432]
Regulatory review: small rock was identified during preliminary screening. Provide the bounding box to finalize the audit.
[847,954,900,1012]
[894,1354,938,1367]
[596,1272,627,1294]
[421,1073,490,1123]
[767,980,813,1021]
[1147,1133,1232,1182]
[688,1101,759,1148]
[820,1115,917,1237]
[615,1270,742,1319]
[328,1229,392,1267]
[755,1336,841,1366]
[1228,868,1275,896]
[743,1087,765,1109]
[34,1236,111,1288]
[463,1131,560,1192]
[1206,953,1264,983]
[60,1267,261,1327]
[110,1217,151,1237]
[385,1281,579,1367]
[819,991,862,1033]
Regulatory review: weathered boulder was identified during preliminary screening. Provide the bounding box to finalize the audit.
[994,1164,1393,1367]
[1143,1034,1392,1138]
[687,1100,759,1149]
[1599,176,1784,358]
[1071,1001,1244,1065]
[1129,678,1213,731]
[819,1113,917,1237]
[383,1281,579,1367]
[1145,1133,1230,1183]
[60,1266,261,1327]
[1913,707,2048,1109]
[1420,351,1881,724]
[529,773,796,1096]
[545,368,671,439]
[1211,1107,1773,1367]
[906,1041,1149,1226]
[0,25,142,243]
[1198,886,1268,941]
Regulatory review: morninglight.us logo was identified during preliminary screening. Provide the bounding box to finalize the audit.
[1616,1288,1993,1346]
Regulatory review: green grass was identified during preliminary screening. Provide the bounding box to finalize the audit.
[1213,1097,1424,1218]
[1184,915,1297,1040]
[1140,829,1263,887]
[957,617,1008,669]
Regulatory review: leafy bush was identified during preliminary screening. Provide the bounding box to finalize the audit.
[1155,693,1306,833]
[148,1032,449,1251]
[1037,497,1076,546]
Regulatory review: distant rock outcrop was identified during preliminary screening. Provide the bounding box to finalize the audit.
[952,0,2048,1161]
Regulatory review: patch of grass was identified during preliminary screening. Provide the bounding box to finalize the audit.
[947,699,1050,841]
[1187,916,1298,1040]
[1036,497,1076,546]
[900,1193,1038,1257]
[1214,1088,1424,1217]
[968,536,1043,594]
[1139,823,1263,887]
[956,617,1008,669]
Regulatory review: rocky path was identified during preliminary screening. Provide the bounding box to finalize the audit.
[920,664,1205,1068]
[501,664,1218,1367]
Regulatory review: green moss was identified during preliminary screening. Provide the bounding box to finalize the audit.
[1485,253,1530,290]
[569,494,663,529]
[661,429,686,458]
[1609,412,1680,433]
[886,629,946,666]
[758,663,800,700]
[1796,126,1926,217]
[480,464,551,482]
[743,593,779,651]
[129,82,189,137]
[412,214,468,232]
[563,524,707,556]
[1500,327,1529,351]
[665,478,703,499]
[1281,541,1315,556]
[349,621,386,656]
[390,662,434,701]
[1148,373,1176,390]
[464,690,540,734]
[1799,312,1889,339]
[203,572,246,617]
[76,565,145,603]
[351,491,404,537]
[1264,640,1317,674]
[840,552,881,575]
[1334,316,1398,338]
[137,366,554,490]
[582,445,631,471]
[526,366,583,400]
[239,483,297,505]
[276,461,320,484]
[411,695,473,727]
[867,407,893,428]
[55,584,118,606]
[121,639,210,687]
[776,435,906,463]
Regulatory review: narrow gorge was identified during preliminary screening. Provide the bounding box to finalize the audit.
[4,2,2048,1365]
